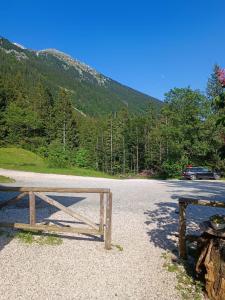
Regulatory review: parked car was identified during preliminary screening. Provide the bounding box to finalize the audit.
[182,166,220,180]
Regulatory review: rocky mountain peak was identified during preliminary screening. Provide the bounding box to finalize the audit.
[37,48,109,86]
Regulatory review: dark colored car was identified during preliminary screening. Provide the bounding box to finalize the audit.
[182,167,220,180]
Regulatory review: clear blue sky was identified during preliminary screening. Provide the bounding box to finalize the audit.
[1,0,225,100]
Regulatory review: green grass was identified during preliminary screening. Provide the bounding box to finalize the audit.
[112,243,124,251]
[162,252,204,300]
[15,230,63,246]
[0,175,15,183]
[0,147,117,179]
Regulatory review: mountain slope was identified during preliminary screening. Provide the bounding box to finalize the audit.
[0,37,161,115]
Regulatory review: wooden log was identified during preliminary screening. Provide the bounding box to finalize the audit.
[0,192,27,208]
[0,222,100,235]
[105,192,112,250]
[99,193,104,235]
[29,192,36,225]
[179,201,187,259]
[34,192,99,231]
[196,236,211,273]
[196,236,225,300]
[0,186,110,194]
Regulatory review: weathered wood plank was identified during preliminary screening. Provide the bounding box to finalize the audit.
[0,222,100,235]
[29,192,36,225]
[0,187,110,193]
[179,201,187,259]
[0,192,27,208]
[179,197,225,208]
[99,193,104,234]
[105,192,112,250]
[34,192,99,230]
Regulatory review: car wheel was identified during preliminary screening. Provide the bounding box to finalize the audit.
[190,174,196,180]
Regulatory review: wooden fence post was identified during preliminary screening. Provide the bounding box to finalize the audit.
[105,192,112,250]
[29,192,36,225]
[99,193,104,237]
[179,200,187,259]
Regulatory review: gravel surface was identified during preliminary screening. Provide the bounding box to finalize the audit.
[0,169,225,300]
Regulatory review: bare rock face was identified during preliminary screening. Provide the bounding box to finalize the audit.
[37,48,108,86]
[0,48,28,60]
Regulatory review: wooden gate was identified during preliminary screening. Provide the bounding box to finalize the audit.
[0,187,112,249]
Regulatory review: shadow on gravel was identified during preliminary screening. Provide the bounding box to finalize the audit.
[145,180,225,254]
[0,232,14,252]
[145,202,179,253]
[167,179,225,201]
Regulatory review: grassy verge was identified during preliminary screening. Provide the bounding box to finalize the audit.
[0,229,63,246]
[0,147,117,179]
[15,231,63,245]
[162,252,204,300]
[2,164,118,179]
[0,175,15,183]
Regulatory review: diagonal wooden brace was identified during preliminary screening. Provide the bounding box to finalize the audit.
[0,192,28,208]
[34,192,99,231]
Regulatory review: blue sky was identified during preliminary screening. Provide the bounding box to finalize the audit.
[1,0,225,100]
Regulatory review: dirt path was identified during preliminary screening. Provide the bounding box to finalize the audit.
[0,169,224,299]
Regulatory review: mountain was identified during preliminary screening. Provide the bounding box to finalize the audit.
[0,37,161,115]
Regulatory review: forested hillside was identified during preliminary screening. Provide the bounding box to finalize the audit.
[0,37,161,115]
[0,36,225,177]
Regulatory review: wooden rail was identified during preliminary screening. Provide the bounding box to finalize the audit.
[0,187,110,193]
[0,187,112,249]
[178,197,225,259]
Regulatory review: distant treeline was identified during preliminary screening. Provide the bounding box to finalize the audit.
[0,60,225,177]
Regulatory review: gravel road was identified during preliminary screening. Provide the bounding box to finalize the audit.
[0,169,225,300]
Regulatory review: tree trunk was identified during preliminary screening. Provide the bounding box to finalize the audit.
[159,140,162,163]
[136,127,139,174]
[123,136,126,174]
[110,119,113,174]
[63,121,66,151]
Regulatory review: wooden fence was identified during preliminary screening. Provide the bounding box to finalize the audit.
[178,197,225,258]
[0,187,112,249]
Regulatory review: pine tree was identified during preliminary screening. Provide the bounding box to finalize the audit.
[53,89,77,150]
[207,64,224,100]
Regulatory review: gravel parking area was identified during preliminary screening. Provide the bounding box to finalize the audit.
[0,169,225,300]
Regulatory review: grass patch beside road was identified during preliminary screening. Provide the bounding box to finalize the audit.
[0,229,63,246]
[162,252,204,300]
[0,147,116,179]
[15,231,63,246]
[0,175,15,183]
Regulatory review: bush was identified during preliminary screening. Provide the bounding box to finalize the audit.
[74,148,91,168]
[161,160,183,178]
[46,142,71,168]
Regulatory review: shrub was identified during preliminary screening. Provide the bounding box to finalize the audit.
[161,160,183,178]
[74,148,91,168]
[46,142,71,168]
